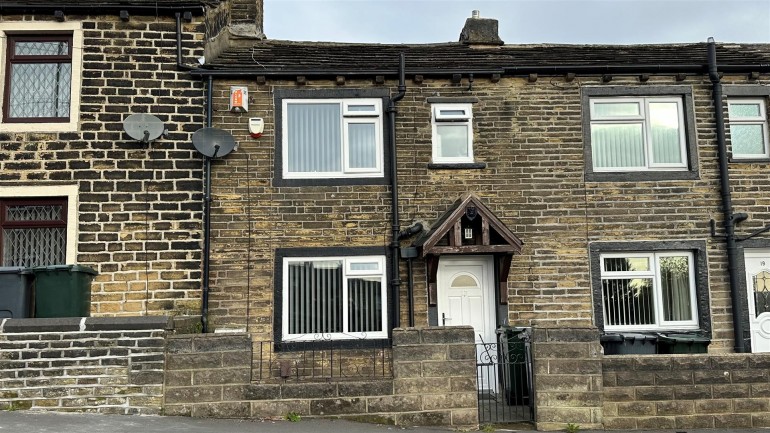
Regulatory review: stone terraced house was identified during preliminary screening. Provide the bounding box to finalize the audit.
[4,0,770,430]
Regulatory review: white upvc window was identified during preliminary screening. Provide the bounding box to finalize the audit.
[728,98,770,159]
[589,97,687,171]
[431,103,473,163]
[282,255,387,341]
[0,22,83,133]
[600,251,698,331]
[282,98,383,179]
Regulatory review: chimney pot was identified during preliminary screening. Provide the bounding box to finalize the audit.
[471,10,480,19]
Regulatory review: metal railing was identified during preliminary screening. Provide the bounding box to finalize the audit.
[476,328,534,424]
[252,339,392,382]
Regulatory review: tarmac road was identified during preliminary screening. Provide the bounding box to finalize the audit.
[5,411,770,433]
[0,411,457,433]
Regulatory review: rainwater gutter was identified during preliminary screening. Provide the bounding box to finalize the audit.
[387,53,406,331]
[708,38,746,353]
[189,63,770,79]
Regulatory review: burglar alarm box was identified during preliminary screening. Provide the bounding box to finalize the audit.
[230,86,248,112]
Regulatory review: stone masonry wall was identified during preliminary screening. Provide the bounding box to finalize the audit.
[206,71,770,353]
[531,327,603,431]
[0,316,170,414]
[0,11,208,317]
[603,353,770,430]
[164,327,478,429]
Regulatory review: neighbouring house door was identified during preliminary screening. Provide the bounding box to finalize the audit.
[746,250,770,352]
[437,256,496,390]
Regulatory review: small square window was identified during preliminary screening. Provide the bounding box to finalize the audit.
[282,98,384,179]
[0,198,68,267]
[281,255,388,342]
[728,98,770,159]
[589,97,687,172]
[432,103,473,163]
[0,22,83,133]
[3,34,73,123]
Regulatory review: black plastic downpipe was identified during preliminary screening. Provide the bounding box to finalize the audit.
[201,74,214,333]
[709,38,746,353]
[387,53,406,331]
[175,13,195,71]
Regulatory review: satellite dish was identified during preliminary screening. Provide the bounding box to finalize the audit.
[192,127,236,158]
[123,113,165,143]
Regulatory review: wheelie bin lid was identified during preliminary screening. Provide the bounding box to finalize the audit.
[29,265,98,275]
[0,266,32,275]
[658,333,710,343]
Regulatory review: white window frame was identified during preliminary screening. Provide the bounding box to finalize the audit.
[282,98,383,179]
[0,22,83,133]
[589,96,688,172]
[727,98,770,159]
[431,103,474,163]
[600,251,698,331]
[281,255,388,342]
[0,184,78,264]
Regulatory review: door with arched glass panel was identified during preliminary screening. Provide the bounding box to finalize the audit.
[437,256,495,390]
[746,250,770,352]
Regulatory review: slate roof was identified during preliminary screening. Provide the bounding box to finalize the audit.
[205,39,770,75]
[0,0,217,13]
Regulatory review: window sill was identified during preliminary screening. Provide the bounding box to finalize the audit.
[427,162,487,170]
[586,170,699,182]
[274,338,391,352]
[729,157,770,163]
[0,121,78,133]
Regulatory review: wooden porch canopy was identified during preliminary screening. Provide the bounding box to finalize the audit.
[413,193,523,306]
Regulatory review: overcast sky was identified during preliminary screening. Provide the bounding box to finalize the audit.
[263,0,770,45]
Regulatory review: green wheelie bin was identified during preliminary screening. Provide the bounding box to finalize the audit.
[31,265,97,318]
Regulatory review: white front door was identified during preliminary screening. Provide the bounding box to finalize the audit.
[437,256,496,390]
[746,250,770,353]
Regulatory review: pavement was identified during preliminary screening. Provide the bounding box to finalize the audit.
[4,411,770,433]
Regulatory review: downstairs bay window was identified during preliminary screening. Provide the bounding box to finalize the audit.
[279,252,388,342]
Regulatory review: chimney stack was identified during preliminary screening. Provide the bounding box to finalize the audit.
[230,0,265,38]
[459,10,503,46]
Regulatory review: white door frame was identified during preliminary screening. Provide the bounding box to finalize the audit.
[745,249,770,353]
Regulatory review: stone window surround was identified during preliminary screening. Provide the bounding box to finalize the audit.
[273,88,392,187]
[724,85,770,163]
[0,21,83,133]
[0,184,78,264]
[581,85,700,182]
[589,240,711,336]
[272,245,391,350]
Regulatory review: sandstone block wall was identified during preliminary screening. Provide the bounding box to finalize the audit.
[531,327,603,431]
[603,353,770,430]
[0,11,208,317]
[0,317,170,414]
[164,327,478,429]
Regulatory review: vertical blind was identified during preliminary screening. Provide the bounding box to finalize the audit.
[601,254,694,328]
[286,103,342,173]
[286,259,383,337]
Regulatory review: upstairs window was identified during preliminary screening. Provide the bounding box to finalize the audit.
[3,34,72,123]
[282,98,383,179]
[728,98,770,159]
[1,198,67,267]
[589,97,687,172]
[431,103,473,163]
[600,251,698,331]
[281,255,387,342]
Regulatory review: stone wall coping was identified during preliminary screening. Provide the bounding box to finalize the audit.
[0,316,171,333]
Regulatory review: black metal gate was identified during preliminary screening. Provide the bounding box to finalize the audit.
[476,327,534,424]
